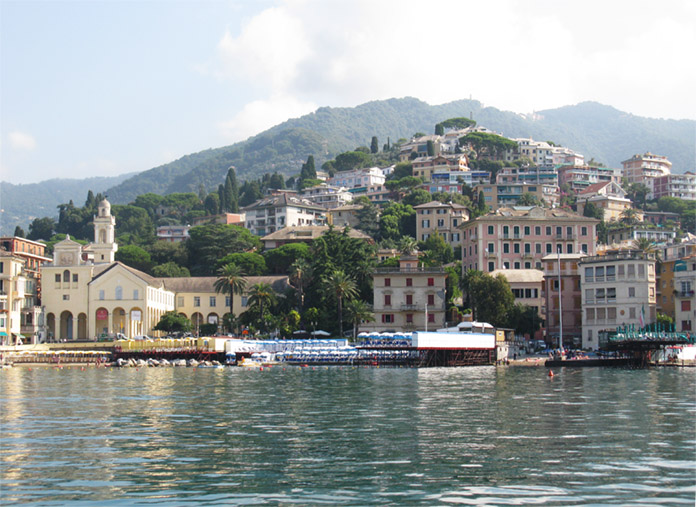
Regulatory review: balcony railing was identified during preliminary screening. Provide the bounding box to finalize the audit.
[401,304,422,311]
[375,267,446,274]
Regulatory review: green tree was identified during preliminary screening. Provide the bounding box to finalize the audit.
[389,162,413,180]
[152,262,190,278]
[334,151,371,171]
[113,205,155,244]
[632,237,657,256]
[214,263,247,328]
[583,201,604,221]
[13,225,25,238]
[187,224,261,275]
[345,299,374,340]
[246,282,277,332]
[657,311,673,329]
[434,123,444,135]
[463,271,515,326]
[419,232,454,265]
[507,304,543,338]
[115,244,152,272]
[355,201,380,238]
[426,140,435,156]
[517,192,542,206]
[154,311,192,334]
[620,208,639,225]
[147,241,189,268]
[262,242,310,274]
[397,236,418,256]
[459,132,517,160]
[289,258,312,310]
[203,193,220,216]
[216,252,267,275]
[304,307,320,334]
[440,117,476,130]
[626,183,650,209]
[597,220,608,244]
[370,136,379,154]
[402,189,432,207]
[300,155,317,181]
[323,269,358,338]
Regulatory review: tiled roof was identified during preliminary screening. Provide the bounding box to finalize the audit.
[159,275,289,293]
[260,226,372,242]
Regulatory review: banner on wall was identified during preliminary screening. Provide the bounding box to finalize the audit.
[96,309,108,320]
[131,310,142,322]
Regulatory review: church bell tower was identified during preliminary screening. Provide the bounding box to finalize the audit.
[92,198,118,264]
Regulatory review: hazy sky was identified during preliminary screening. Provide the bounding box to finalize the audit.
[2,0,694,185]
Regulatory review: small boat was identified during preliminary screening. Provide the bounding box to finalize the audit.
[197,363,225,369]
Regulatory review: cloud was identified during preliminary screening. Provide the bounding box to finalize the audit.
[8,131,37,150]
[214,0,695,142]
[218,93,317,141]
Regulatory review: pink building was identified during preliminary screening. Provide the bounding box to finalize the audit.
[460,207,598,273]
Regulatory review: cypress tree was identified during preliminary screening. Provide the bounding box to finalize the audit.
[217,184,226,214]
[370,136,379,154]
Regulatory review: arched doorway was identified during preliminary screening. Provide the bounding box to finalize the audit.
[60,310,73,340]
[95,307,109,338]
[46,313,56,342]
[191,312,204,336]
[112,307,126,336]
[77,313,87,339]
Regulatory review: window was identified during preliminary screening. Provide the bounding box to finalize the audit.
[488,261,495,271]
[524,262,531,269]
[513,244,520,254]
[682,320,692,331]
[513,226,520,237]
[567,226,572,237]
[63,270,70,282]
[581,226,587,236]
[524,243,531,253]
[382,314,394,323]
[406,313,413,323]
[536,244,542,254]
[535,226,541,235]
[406,278,412,287]
[638,264,645,277]
[581,244,588,254]
[595,288,605,301]
[406,294,413,305]
[628,287,635,298]
[225,296,230,307]
[524,226,530,235]
[427,278,434,286]
[55,274,61,283]
[384,294,392,306]
[72,273,78,282]
[428,313,435,323]
[194,297,201,307]
[630,307,636,319]
[681,300,691,312]
[488,226,494,235]
[607,288,616,301]
[487,243,494,253]
[546,226,552,235]
[384,278,391,287]
[241,296,248,307]
[178,296,184,307]
[567,244,573,254]
[546,244,553,254]
[427,294,435,306]
[514,262,521,269]
[133,289,139,300]
[115,286,122,300]
[556,226,562,237]
[585,289,593,302]
[210,296,216,307]
[503,243,510,254]
[503,226,509,236]
[63,294,69,301]
[99,290,105,300]
[422,219,430,228]
[627,264,635,277]
[586,308,595,322]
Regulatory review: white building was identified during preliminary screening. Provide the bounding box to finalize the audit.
[580,251,656,350]
[328,167,386,189]
[243,193,326,236]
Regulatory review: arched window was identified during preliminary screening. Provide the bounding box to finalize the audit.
[115,286,122,300]
[99,229,106,243]
[63,270,70,282]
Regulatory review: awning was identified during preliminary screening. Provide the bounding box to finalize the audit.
[0,332,7,337]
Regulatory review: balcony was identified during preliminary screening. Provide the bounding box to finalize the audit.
[677,290,695,298]
[375,267,446,274]
[401,304,422,311]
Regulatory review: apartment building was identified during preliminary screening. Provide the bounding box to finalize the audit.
[557,165,621,193]
[414,201,469,245]
[621,152,672,186]
[607,226,676,246]
[368,254,447,333]
[460,207,598,273]
[328,167,386,189]
[657,240,696,322]
[327,204,362,228]
[156,225,190,243]
[412,155,469,181]
[473,182,559,209]
[191,213,245,227]
[495,166,558,186]
[542,253,585,348]
[299,183,354,209]
[575,181,633,222]
[673,257,696,332]
[490,269,545,321]
[243,193,326,236]
[580,251,656,350]
[0,252,29,344]
[651,172,696,201]
[423,169,490,194]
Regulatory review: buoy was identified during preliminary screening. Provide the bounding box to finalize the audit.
[548,370,554,377]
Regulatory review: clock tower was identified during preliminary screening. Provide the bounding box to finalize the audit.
[92,198,118,264]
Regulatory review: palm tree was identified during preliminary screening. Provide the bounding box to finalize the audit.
[323,269,358,337]
[620,207,639,225]
[247,282,277,332]
[632,238,658,258]
[214,263,247,331]
[345,299,374,341]
[289,259,311,310]
[397,236,418,256]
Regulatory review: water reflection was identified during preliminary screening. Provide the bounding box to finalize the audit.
[1,366,694,505]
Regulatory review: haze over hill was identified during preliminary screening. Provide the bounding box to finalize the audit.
[2,98,693,235]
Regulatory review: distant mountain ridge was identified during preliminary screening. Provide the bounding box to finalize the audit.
[105,98,695,205]
[2,98,693,234]
[0,174,132,236]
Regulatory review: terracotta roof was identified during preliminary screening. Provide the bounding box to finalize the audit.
[260,226,372,242]
[490,269,544,283]
[578,181,611,195]
[414,200,469,210]
[159,275,289,293]
[89,261,164,288]
[241,193,324,212]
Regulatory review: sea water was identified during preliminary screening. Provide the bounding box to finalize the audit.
[1,365,694,505]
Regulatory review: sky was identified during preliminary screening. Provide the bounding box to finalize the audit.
[1,0,695,185]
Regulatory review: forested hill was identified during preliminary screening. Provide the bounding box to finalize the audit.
[104,98,694,205]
